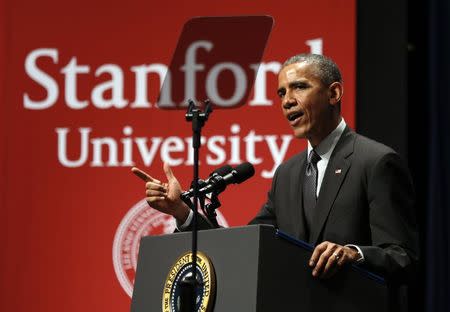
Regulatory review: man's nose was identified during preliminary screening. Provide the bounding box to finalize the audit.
[282,92,297,110]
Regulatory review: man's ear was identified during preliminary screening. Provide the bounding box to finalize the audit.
[328,82,343,106]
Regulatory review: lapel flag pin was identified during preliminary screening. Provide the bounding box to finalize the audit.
[335,169,342,174]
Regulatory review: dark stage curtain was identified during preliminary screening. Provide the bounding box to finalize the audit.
[426,0,450,311]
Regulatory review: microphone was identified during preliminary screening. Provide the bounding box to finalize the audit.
[181,164,233,198]
[198,162,255,195]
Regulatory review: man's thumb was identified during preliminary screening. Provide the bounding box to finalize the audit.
[163,162,175,180]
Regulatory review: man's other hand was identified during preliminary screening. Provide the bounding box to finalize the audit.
[308,241,361,279]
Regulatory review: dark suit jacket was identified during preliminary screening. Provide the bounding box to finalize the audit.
[249,127,419,279]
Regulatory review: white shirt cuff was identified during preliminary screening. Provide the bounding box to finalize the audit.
[345,244,365,264]
[176,209,194,230]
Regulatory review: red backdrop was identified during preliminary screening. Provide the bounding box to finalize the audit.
[1,0,355,310]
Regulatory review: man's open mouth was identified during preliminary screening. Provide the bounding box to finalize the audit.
[287,111,304,122]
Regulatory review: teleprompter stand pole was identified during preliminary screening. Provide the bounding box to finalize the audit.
[179,99,212,312]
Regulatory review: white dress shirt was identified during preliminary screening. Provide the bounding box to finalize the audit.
[307,118,346,197]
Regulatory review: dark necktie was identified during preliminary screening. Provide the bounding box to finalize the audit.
[303,149,321,234]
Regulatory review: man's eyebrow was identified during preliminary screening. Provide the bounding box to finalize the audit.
[288,80,308,88]
[277,80,309,95]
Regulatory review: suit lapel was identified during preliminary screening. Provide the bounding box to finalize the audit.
[291,152,308,240]
[310,127,355,245]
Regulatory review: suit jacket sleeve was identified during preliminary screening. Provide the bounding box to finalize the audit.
[248,165,279,227]
[359,152,419,280]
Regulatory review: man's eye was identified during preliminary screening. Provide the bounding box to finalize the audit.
[277,91,285,98]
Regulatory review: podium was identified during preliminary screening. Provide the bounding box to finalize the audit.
[131,225,391,311]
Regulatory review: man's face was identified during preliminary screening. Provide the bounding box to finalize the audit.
[277,62,333,141]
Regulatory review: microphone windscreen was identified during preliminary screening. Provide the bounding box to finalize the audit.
[232,162,255,184]
[210,164,233,177]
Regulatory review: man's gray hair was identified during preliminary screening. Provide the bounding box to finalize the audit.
[282,54,342,85]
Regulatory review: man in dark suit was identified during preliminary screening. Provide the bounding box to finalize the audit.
[132,54,418,280]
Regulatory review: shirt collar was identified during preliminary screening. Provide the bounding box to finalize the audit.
[307,118,347,161]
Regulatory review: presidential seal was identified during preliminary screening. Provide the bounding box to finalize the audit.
[112,198,228,297]
[162,251,216,312]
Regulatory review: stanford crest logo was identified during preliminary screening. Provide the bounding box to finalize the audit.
[112,199,228,297]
